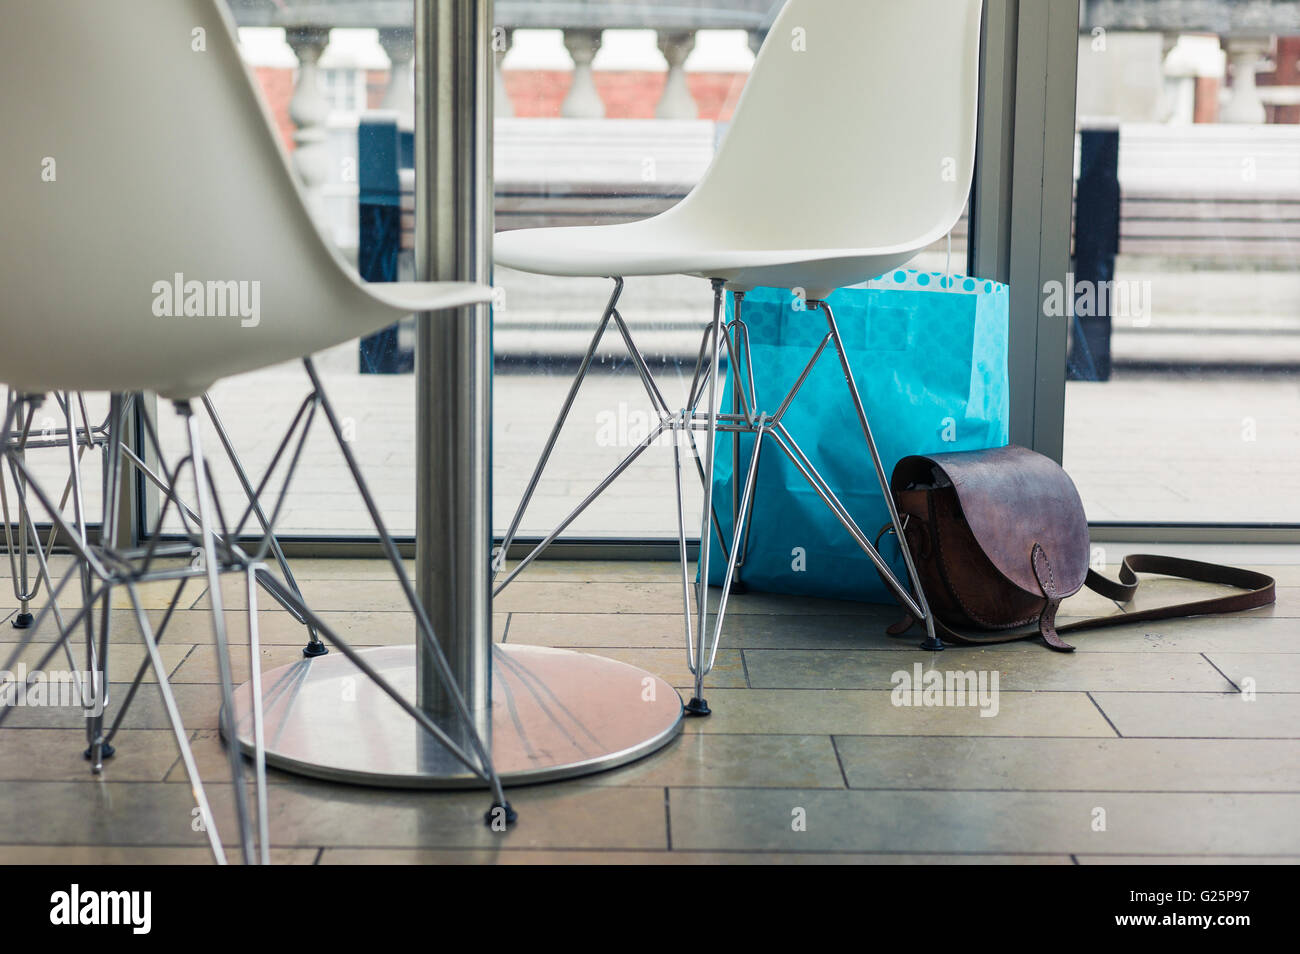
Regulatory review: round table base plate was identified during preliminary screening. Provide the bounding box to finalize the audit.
[228,644,683,788]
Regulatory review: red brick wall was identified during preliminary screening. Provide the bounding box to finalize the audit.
[502,69,749,120]
[1260,37,1300,124]
[1193,76,1220,124]
[688,73,749,122]
[366,69,391,111]
[255,66,753,135]
[252,68,399,152]
[253,66,296,151]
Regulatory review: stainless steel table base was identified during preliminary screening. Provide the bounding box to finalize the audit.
[228,644,683,787]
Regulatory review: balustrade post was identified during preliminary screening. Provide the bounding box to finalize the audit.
[494,27,514,119]
[561,29,605,119]
[1222,37,1272,124]
[379,27,416,125]
[656,31,698,119]
[285,26,333,219]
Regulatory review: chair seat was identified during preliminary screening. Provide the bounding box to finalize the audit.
[0,278,491,401]
[494,219,924,297]
[362,280,492,314]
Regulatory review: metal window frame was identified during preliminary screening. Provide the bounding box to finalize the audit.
[971,0,1079,462]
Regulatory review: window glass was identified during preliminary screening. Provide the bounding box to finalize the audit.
[1064,15,1300,524]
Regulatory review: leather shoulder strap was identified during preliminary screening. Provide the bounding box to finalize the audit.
[1061,554,1276,634]
[892,552,1275,650]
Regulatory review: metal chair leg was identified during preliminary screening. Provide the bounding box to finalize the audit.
[729,292,750,594]
[0,394,261,863]
[200,394,325,658]
[302,358,514,824]
[85,394,127,769]
[686,280,727,716]
[816,299,941,651]
[244,565,271,865]
[493,277,624,579]
[1,404,84,677]
[122,581,227,865]
[179,400,261,863]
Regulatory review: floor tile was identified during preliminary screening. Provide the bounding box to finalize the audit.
[707,612,916,649]
[1074,854,1300,865]
[500,560,682,584]
[0,729,184,782]
[0,845,317,864]
[258,558,415,581]
[163,729,317,786]
[193,579,416,613]
[677,689,1115,737]
[1202,652,1300,692]
[167,644,324,684]
[833,737,1300,791]
[965,617,1300,654]
[0,683,224,731]
[1091,691,1300,738]
[588,733,845,789]
[319,848,1072,864]
[494,581,886,617]
[743,649,1232,692]
[578,647,746,689]
[667,788,1300,855]
[1,641,193,685]
[33,607,509,648]
[0,780,223,848]
[0,577,194,613]
[203,778,668,851]
[506,613,693,650]
[1124,581,1298,619]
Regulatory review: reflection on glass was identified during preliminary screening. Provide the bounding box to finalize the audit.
[1064,13,1300,524]
[152,3,419,537]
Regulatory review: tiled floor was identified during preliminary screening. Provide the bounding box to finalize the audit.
[1,551,1298,864]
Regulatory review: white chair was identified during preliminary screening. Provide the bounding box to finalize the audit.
[0,0,505,863]
[494,0,985,713]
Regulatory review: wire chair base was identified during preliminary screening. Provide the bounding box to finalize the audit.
[493,278,943,713]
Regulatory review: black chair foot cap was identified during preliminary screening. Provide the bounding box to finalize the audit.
[302,642,329,658]
[84,742,116,761]
[485,802,518,828]
[919,636,946,652]
[12,612,33,630]
[684,697,711,717]
[730,580,749,595]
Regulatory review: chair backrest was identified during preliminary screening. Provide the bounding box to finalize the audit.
[671,0,984,254]
[0,0,401,398]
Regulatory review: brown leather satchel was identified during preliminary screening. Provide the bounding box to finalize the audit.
[883,444,1276,652]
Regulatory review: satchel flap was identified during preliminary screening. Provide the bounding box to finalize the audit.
[891,445,1089,598]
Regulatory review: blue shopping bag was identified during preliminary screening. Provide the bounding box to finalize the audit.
[705,270,1010,604]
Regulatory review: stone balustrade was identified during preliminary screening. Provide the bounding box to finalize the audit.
[225,0,1300,223]
[1082,0,1300,122]
[231,4,772,214]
